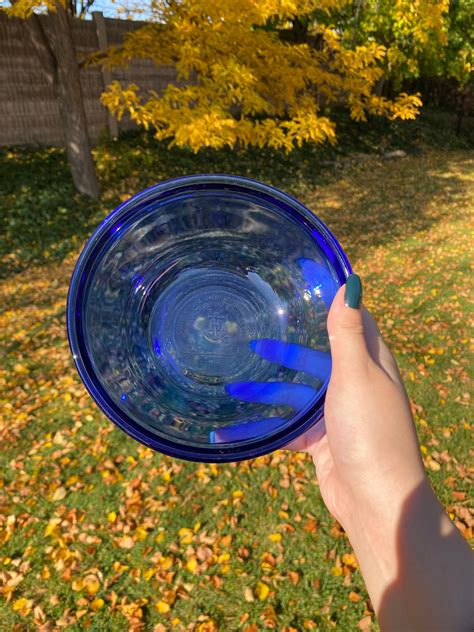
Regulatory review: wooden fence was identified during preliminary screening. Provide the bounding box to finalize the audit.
[0,12,180,146]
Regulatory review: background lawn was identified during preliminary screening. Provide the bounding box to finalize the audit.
[0,115,472,631]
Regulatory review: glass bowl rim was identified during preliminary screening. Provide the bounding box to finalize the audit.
[66,173,352,462]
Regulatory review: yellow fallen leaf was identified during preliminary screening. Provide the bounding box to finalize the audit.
[255,581,270,601]
[135,526,148,541]
[51,486,67,502]
[112,561,129,573]
[155,600,170,613]
[41,565,50,579]
[155,532,165,543]
[143,568,156,581]
[427,458,441,472]
[44,520,61,538]
[13,363,29,374]
[178,527,193,544]
[331,566,343,577]
[159,556,173,570]
[342,553,358,569]
[107,511,117,523]
[232,490,244,498]
[13,597,32,613]
[91,598,104,611]
[268,533,282,542]
[186,558,198,573]
[84,575,100,595]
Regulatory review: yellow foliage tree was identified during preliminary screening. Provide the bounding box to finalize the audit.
[100,0,429,152]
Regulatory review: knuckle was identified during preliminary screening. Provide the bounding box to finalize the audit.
[335,317,365,336]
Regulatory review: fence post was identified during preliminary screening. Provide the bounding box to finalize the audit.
[92,11,119,140]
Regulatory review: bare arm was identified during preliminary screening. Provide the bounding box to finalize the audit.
[287,276,474,631]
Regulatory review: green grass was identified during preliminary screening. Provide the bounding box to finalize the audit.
[0,115,472,631]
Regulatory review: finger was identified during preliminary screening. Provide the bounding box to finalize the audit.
[249,339,331,381]
[225,381,317,411]
[299,258,338,309]
[283,415,326,451]
[327,274,370,376]
[362,307,403,384]
[209,417,287,444]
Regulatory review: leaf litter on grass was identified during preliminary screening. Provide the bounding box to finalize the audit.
[0,146,472,631]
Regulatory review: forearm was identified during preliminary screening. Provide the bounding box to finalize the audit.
[343,477,474,631]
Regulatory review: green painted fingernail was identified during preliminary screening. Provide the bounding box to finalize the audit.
[344,274,362,309]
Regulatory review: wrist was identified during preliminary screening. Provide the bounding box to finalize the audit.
[339,476,441,615]
[339,465,431,538]
[341,477,474,631]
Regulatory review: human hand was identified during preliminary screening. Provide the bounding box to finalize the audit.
[227,275,474,630]
[285,274,427,528]
[225,274,427,528]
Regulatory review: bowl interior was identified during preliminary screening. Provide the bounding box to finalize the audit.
[69,177,349,458]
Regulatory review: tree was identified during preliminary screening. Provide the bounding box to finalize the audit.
[345,0,470,89]
[100,0,429,153]
[6,0,100,198]
[338,0,472,133]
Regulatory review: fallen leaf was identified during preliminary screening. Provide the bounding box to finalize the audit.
[244,587,255,602]
[303,518,318,533]
[255,581,270,601]
[155,600,170,614]
[186,558,198,573]
[91,597,104,611]
[13,597,33,615]
[357,615,372,630]
[268,533,282,542]
[116,536,135,550]
[349,591,362,602]
[51,486,67,502]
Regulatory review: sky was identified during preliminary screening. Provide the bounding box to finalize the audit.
[0,0,154,21]
[84,0,154,20]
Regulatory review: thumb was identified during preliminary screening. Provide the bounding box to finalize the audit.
[327,274,369,374]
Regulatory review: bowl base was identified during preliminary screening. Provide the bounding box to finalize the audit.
[149,266,285,389]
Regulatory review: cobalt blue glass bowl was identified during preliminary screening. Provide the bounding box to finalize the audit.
[67,175,351,462]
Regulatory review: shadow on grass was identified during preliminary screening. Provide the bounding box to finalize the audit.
[0,147,102,279]
[0,110,471,279]
[300,150,473,262]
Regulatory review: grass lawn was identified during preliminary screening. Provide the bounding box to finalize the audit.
[0,120,472,631]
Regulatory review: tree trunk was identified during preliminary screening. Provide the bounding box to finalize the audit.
[22,5,100,198]
[48,2,100,198]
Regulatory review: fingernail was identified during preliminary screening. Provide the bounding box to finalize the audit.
[344,274,362,309]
